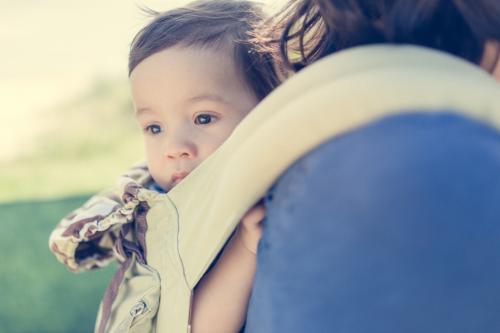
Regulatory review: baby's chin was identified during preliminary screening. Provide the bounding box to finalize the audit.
[151,174,188,193]
[150,176,170,193]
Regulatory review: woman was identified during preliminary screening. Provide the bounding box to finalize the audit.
[244,0,500,332]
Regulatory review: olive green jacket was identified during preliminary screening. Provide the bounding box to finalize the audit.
[49,45,500,332]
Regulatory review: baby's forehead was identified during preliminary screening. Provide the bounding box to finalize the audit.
[130,45,253,104]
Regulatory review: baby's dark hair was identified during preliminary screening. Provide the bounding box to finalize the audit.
[129,0,281,100]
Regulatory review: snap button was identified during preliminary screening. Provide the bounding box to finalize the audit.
[129,300,147,317]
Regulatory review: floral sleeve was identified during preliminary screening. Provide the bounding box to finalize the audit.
[48,162,153,272]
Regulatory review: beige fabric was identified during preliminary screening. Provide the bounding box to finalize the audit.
[49,44,500,332]
[94,253,161,333]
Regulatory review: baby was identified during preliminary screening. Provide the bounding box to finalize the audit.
[49,0,281,332]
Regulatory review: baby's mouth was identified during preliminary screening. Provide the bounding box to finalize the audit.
[171,171,189,183]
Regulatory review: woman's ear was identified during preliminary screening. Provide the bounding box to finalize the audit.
[481,41,500,81]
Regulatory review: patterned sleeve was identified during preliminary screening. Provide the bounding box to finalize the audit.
[48,162,153,272]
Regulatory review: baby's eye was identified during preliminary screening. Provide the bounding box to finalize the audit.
[144,124,163,135]
[194,114,218,125]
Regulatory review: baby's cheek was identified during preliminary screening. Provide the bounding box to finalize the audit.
[202,134,229,158]
[145,153,167,187]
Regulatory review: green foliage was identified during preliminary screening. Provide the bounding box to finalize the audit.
[0,196,116,333]
[0,78,144,202]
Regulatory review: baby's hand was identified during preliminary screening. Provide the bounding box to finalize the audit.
[236,202,265,254]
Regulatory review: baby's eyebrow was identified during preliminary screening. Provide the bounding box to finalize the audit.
[135,107,152,116]
[187,93,229,105]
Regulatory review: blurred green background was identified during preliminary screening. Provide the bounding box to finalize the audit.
[0,78,142,333]
[1,196,116,333]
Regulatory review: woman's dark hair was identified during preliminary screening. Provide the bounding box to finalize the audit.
[258,0,500,71]
[129,0,281,100]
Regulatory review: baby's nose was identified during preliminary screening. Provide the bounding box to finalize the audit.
[164,140,197,160]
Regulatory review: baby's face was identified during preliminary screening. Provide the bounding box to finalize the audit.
[131,45,258,191]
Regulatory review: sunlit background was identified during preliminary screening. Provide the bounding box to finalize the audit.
[0,1,285,332]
